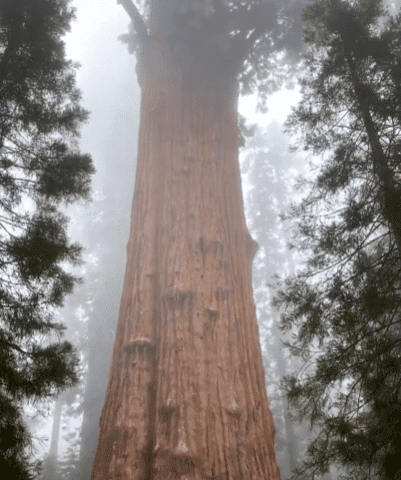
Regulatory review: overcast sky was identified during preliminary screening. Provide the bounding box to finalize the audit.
[64,0,300,156]
[32,0,302,463]
[62,0,301,247]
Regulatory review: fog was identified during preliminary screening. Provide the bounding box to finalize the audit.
[33,0,308,477]
[6,0,397,478]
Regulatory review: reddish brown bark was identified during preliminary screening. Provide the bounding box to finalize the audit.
[90,35,282,480]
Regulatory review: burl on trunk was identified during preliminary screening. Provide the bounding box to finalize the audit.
[90,2,282,478]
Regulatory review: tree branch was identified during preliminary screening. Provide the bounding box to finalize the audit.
[117,0,149,45]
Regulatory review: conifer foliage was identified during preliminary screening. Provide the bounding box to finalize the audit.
[274,1,401,479]
[0,0,94,477]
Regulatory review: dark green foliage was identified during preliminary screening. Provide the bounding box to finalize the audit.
[274,1,401,479]
[118,0,311,109]
[0,395,37,480]
[0,0,94,477]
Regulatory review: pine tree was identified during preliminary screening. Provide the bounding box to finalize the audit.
[0,1,94,477]
[274,1,401,478]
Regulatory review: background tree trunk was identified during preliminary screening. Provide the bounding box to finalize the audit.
[78,308,115,480]
[42,396,63,480]
[271,328,298,476]
[90,12,282,479]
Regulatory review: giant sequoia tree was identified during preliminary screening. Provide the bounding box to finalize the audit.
[89,0,305,478]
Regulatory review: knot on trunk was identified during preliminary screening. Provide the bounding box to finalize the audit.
[124,337,155,358]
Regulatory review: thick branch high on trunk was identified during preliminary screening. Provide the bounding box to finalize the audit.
[117,0,149,39]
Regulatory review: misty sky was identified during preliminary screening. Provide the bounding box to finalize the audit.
[32,0,302,463]
[63,0,301,246]
[64,0,300,169]
[27,1,401,474]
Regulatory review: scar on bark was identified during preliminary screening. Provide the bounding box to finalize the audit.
[215,286,230,301]
[198,236,224,256]
[226,403,242,420]
[171,456,197,475]
[101,428,126,467]
[156,402,200,476]
[159,404,176,421]
[124,337,155,358]
[205,308,219,322]
[156,452,198,477]
[163,290,196,310]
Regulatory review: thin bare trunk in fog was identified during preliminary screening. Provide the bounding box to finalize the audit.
[79,323,113,478]
[90,1,282,478]
[42,396,63,480]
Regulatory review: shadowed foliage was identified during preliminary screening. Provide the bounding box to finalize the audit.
[0,0,94,477]
[274,1,401,479]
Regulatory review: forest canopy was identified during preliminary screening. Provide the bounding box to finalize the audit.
[118,0,310,109]
[3,0,401,478]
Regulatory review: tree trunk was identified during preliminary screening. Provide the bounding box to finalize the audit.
[42,396,63,480]
[345,50,401,254]
[90,11,282,480]
[78,268,125,480]
[271,326,298,477]
[78,317,114,479]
